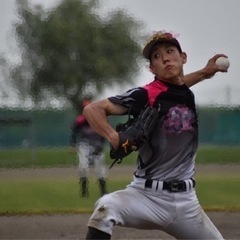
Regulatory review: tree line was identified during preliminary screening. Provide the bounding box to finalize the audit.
[0,0,145,113]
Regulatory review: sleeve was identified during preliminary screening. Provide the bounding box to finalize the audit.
[108,87,149,116]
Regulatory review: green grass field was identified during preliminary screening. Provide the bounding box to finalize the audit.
[0,146,240,215]
[1,145,240,168]
[1,172,239,215]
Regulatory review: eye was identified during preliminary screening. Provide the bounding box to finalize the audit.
[153,53,160,59]
[167,48,174,54]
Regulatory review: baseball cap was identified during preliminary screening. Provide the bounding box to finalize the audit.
[142,31,182,60]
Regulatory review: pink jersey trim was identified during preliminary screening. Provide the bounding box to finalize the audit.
[144,80,168,106]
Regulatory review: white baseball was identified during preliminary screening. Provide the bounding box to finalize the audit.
[215,56,230,69]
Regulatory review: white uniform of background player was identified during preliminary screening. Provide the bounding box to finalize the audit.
[84,31,227,239]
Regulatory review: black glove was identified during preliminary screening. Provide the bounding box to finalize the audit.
[109,106,159,168]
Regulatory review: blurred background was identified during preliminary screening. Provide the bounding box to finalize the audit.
[0,0,239,150]
[0,2,240,233]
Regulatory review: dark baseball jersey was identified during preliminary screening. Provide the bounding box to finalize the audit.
[108,77,198,181]
[70,115,105,151]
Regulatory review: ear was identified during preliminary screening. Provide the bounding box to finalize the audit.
[149,63,156,74]
[181,52,187,64]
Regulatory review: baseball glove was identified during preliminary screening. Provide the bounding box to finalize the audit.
[109,106,159,168]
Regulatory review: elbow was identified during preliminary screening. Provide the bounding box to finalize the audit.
[83,104,91,118]
[83,102,99,119]
[83,99,109,118]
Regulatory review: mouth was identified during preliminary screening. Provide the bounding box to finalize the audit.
[165,65,173,70]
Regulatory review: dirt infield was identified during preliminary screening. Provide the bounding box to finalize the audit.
[0,211,239,239]
[0,165,240,239]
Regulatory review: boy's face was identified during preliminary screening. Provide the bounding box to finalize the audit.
[149,42,187,82]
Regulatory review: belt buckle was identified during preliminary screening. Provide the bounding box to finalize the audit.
[169,181,180,192]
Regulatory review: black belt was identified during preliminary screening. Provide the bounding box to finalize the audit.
[144,178,196,192]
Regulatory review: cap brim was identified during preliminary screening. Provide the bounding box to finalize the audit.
[142,38,182,60]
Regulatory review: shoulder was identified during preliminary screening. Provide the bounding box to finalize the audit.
[108,87,149,115]
[109,87,148,105]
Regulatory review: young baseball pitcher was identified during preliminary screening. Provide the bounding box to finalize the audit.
[83,31,229,239]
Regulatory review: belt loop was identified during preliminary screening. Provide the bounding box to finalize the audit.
[191,178,196,188]
[184,179,191,191]
[186,178,196,190]
[152,180,158,191]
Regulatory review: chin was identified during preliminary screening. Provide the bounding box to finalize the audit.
[164,73,178,79]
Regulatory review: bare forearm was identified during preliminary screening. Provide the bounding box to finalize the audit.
[83,103,114,141]
[83,99,127,149]
[184,69,208,87]
[184,54,229,88]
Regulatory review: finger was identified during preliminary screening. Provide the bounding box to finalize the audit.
[217,67,228,73]
[212,54,228,62]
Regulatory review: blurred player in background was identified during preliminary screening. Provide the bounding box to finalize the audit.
[69,97,108,197]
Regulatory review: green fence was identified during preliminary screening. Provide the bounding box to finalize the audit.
[198,107,240,145]
[0,107,240,148]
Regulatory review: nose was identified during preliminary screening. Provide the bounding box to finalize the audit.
[162,53,169,63]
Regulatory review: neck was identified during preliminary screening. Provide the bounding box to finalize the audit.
[155,75,185,85]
